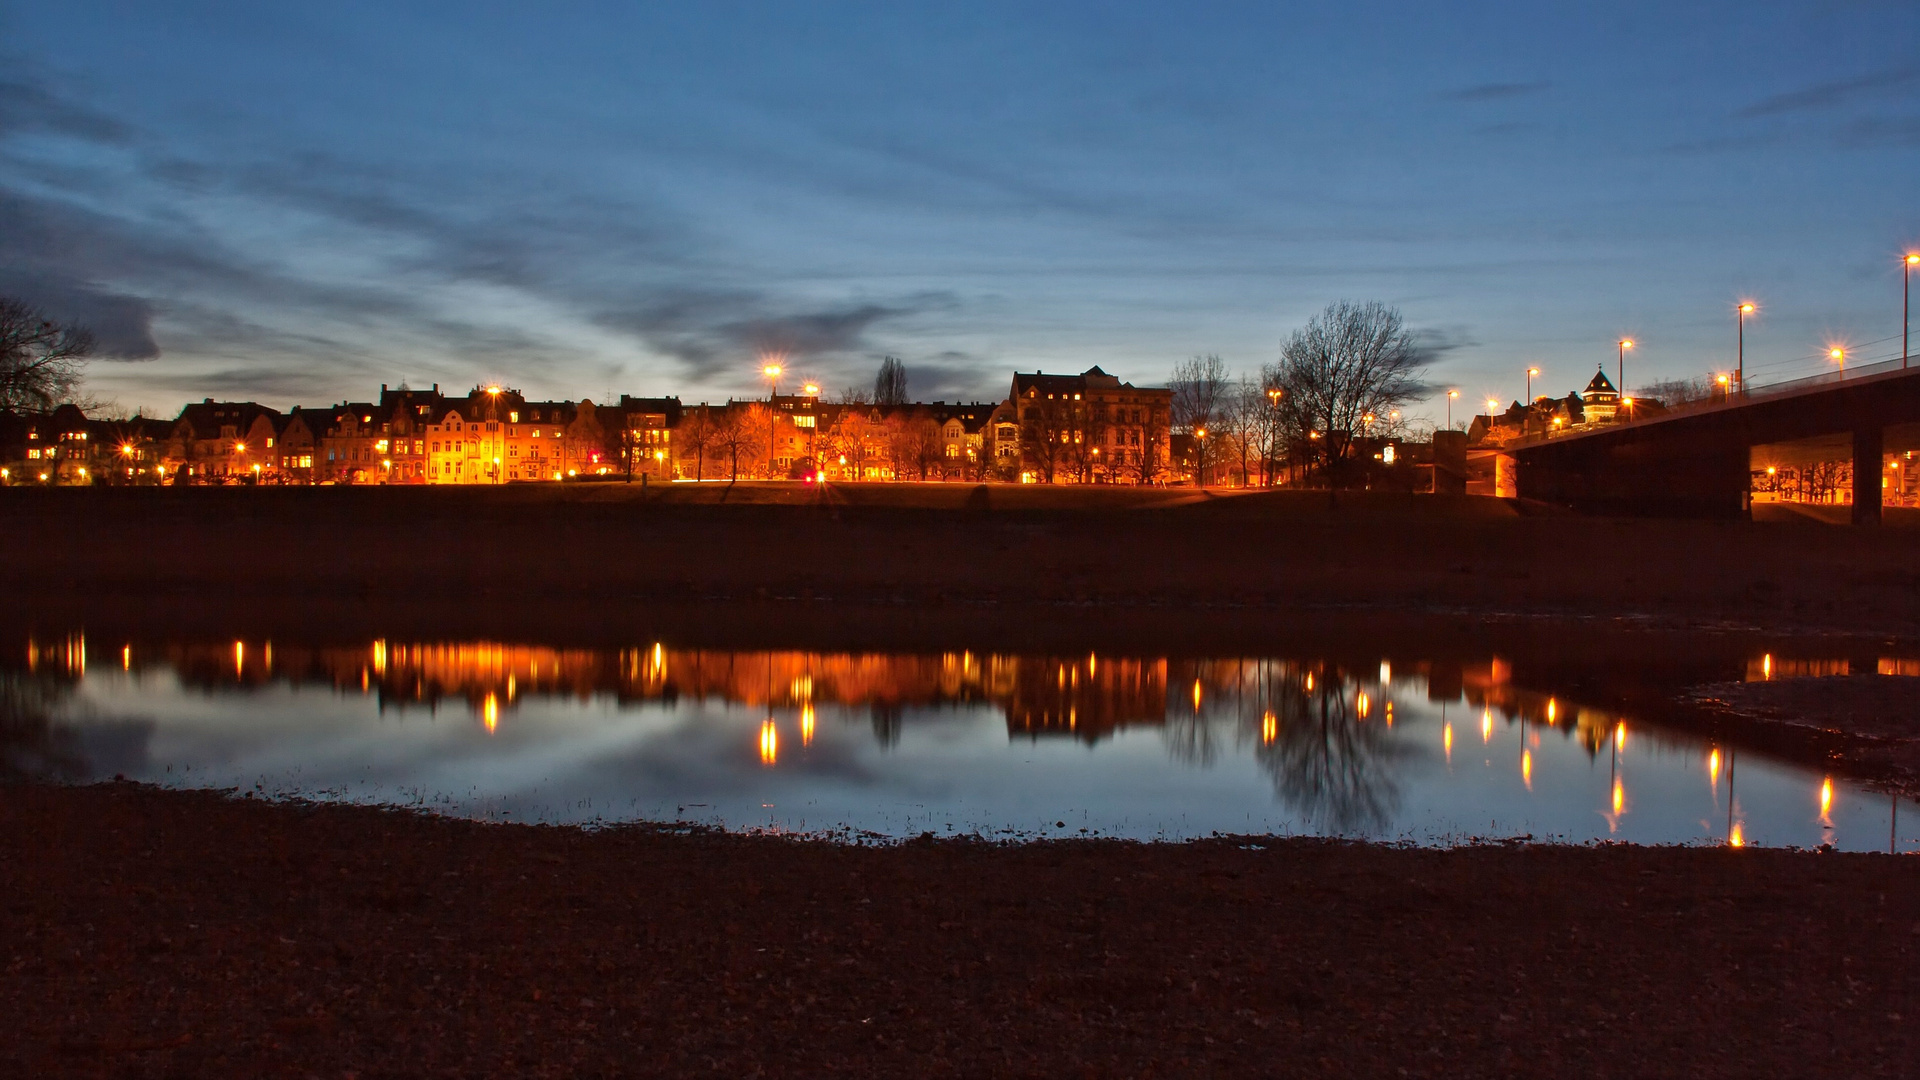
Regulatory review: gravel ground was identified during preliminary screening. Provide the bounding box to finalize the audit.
[4,783,1917,1078]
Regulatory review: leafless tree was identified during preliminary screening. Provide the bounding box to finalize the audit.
[1269,301,1425,487]
[873,356,909,407]
[0,298,95,412]
[1169,354,1228,482]
[1637,375,1716,408]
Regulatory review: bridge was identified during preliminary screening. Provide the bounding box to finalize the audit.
[1497,357,1920,523]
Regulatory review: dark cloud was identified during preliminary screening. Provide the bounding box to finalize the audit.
[0,270,158,358]
[0,80,132,143]
[1409,326,1475,366]
[595,291,950,379]
[1439,81,1550,103]
[1839,116,1920,149]
[1736,67,1920,118]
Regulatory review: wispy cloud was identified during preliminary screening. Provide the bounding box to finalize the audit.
[1736,67,1920,118]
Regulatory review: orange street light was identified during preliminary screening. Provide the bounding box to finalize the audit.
[1829,346,1846,376]
[1526,366,1539,402]
[802,382,819,397]
[487,385,502,395]
[120,444,135,457]
[1906,254,1920,368]
[1737,301,1756,389]
[1617,339,1634,398]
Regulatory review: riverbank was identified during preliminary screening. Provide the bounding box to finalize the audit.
[2,782,1913,1078]
[4,483,1918,635]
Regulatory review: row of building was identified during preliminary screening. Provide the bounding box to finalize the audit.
[0,367,1186,486]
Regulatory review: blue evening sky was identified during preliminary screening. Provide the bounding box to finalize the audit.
[2,1,1916,421]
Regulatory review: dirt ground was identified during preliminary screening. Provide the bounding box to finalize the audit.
[4,483,1919,635]
[2,783,1915,1079]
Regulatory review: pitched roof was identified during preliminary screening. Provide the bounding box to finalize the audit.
[1583,369,1619,396]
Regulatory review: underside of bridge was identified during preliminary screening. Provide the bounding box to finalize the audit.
[1506,368,1920,523]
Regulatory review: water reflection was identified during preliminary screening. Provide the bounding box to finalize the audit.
[9,634,1919,849]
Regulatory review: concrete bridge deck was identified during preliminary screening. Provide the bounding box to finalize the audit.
[1500,357,1920,522]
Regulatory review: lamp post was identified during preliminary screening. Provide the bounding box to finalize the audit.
[1737,303,1755,390]
[1906,254,1918,369]
[1446,389,1458,430]
[1195,426,1207,487]
[1617,339,1634,400]
[802,383,820,473]
[1525,367,1539,404]
[1266,387,1281,486]
[762,363,782,478]
[1830,346,1846,377]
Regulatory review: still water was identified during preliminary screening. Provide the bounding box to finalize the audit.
[6,636,1915,850]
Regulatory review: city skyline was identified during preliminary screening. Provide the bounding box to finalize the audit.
[2,3,1916,420]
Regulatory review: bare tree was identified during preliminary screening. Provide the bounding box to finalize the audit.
[1269,301,1425,486]
[873,356,909,407]
[1219,376,1267,487]
[0,299,95,412]
[1169,354,1228,483]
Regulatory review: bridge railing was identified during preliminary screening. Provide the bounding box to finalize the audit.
[1501,356,1913,448]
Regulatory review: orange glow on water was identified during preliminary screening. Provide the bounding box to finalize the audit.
[1612,778,1625,816]
[1356,691,1370,719]
[233,640,244,678]
[1709,748,1721,784]
[1546,698,1557,724]
[1819,777,1833,819]
[1521,749,1532,790]
[759,719,778,765]
[801,703,816,747]
[1304,672,1314,693]
[483,692,499,734]
[1261,710,1277,745]
[1729,822,1745,848]
[1442,722,1453,762]
[121,644,130,671]
[1481,708,1493,743]
[1192,679,1202,712]
[1615,723,1626,752]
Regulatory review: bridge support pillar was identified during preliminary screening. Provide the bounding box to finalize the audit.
[1853,426,1883,526]
[1494,454,1517,498]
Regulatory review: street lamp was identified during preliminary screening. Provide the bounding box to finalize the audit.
[1195,426,1208,486]
[1830,346,1846,376]
[1617,339,1634,398]
[1715,373,1730,402]
[1446,389,1458,429]
[1526,367,1539,404]
[1905,254,1919,369]
[1737,302,1755,389]
[762,363,783,476]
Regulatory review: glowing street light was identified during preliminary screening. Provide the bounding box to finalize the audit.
[1737,302,1756,389]
[1906,254,1919,369]
[1617,339,1634,399]
[1830,345,1846,376]
[1446,389,1458,429]
[1716,373,1731,401]
[1525,366,1539,403]
[802,382,819,397]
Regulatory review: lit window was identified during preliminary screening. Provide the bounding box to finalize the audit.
[27,449,39,459]
[509,412,519,423]
[266,437,274,447]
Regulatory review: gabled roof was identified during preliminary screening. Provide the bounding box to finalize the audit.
[173,400,282,436]
[1583,369,1619,396]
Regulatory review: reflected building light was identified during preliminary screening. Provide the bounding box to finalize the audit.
[1262,710,1277,745]
[1709,748,1722,786]
[1615,722,1626,752]
[801,703,816,747]
[122,644,131,672]
[264,641,272,674]
[1191,679,1202,713]
[372,639,387,675]
[507,673,517,701]
[1356,691,1370,719]
[1762,653,1773,680]
[1612,778,1625,816]
[483,692,499,734]
[1522,749,1533,790]
[361,667,369,693]
[760,719,779,766]
[1379,660,1391,685]
[233,640,244,678]
[1481,708,1493,743]
[1819,777,1833,820]
[1443,721,1453,762]
[1305,672,1314,693]
[1546,698,1557,724]
[1729,822,1745,848]
[1384,701,1393,728]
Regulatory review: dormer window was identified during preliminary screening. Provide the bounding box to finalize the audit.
[509,412,519,423]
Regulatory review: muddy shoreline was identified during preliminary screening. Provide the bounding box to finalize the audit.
[2,782,1914,1078]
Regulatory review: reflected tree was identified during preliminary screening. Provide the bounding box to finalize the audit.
[1252,667,1401,833]
[0,672,86,781]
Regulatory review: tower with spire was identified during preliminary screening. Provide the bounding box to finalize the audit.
[1581,367,1621,423]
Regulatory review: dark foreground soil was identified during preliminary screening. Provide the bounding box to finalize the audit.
[4,784,1916,1079]
[6,483,1920,635]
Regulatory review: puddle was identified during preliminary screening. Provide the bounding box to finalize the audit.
[6,636,1916,850]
